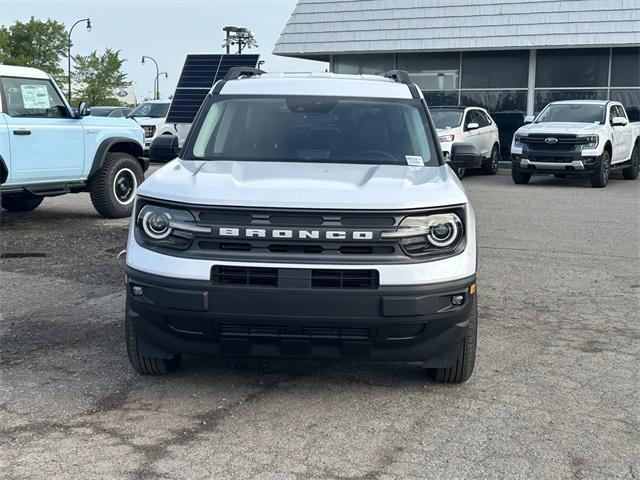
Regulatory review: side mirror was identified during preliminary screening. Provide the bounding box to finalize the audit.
[149,134,180,162]
[465,122,479,131]
[449,142,480,173]
[523,115,535,124]
[76,101,89,118]
[611,116,628,127]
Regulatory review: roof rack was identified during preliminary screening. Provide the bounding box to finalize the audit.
[224,66,266,81]
[382,69,420,99]
[382,70,412,85]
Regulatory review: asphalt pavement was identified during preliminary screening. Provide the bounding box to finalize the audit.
[1,168,639,480]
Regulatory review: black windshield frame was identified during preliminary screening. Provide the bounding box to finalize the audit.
[180,94,443,167]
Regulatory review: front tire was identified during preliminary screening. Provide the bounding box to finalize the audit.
[482,144,500,175]
[1,193,43,212]
[622,145,639,180]
[428,300,477,384]
[590,150,611,188]
[455,167,466,179]
[125,311,181,375]
[511,168,531,185]
[89,152,143,218]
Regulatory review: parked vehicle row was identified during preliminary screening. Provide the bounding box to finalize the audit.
[0,65,147,217]
[2,66,638,384]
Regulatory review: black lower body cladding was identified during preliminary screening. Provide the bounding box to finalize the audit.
[126,267,476,366]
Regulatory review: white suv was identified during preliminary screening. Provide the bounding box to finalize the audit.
[128,100,171,155]
[432,106,500,178]
[125,69,478,383]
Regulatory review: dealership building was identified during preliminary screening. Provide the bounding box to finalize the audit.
[274,0,640,153]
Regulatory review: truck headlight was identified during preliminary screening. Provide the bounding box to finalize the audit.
[514,134,527,148]
[438,134,455,143]
[580,135,599,150]
[137,204,211,248]
[380,213,464,257]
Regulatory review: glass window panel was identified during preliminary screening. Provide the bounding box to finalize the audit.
[610,89,640,122]
[334,54,395,75]
[534,89,608,113]
[460,90,527,158]
[611,48,640,87]
[333,55,360,75]
[461,50,529,88]
[536,49,609,88]
[397,52,459,90]
[423,90,459,106]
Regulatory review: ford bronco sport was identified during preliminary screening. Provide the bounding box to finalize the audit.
[125,69,478,383]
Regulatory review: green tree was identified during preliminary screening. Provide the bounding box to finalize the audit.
[0,17,68,82]
[71,48,129,105]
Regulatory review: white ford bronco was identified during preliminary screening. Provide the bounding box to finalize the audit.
[511,100,640,187]
[125,69,479,383]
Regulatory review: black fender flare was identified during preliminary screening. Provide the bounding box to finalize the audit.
[0,154,8,184]
[88,137,145,178]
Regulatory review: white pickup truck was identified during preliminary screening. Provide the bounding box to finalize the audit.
[511,100,640,187]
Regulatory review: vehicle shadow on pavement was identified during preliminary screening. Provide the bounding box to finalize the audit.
[172,355,439,388]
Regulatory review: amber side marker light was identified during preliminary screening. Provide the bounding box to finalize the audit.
[469,283,476,295]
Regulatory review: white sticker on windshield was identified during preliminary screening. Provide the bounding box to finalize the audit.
[21,84,50,109]
[406,155,424,167]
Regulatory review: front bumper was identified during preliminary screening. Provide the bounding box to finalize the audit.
[511,148,601,176]
[126,267,476,365]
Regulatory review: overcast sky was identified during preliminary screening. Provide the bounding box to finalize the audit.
[0,0,325,100]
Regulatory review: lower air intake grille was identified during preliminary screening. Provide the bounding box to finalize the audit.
[311,269,379,289]
[211,266,278,287]
[211,266,379,289]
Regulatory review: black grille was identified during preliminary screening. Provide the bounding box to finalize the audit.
[211,266,278,287]
[219,324,370,340]
[211,266,379,289]
[311,269,379,289]
[523,134,583,152]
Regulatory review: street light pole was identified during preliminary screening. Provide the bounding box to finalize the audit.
[155,72,168,99]
[67,18,91,102]
[142,56,160,100]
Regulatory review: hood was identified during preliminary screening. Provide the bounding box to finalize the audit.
[518,122,602,134]
[132,117,166,127]
[436,127,459,135]
[81,116,139,128]
[138,160,468,210]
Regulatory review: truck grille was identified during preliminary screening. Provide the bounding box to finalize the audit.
[523,134,585,151]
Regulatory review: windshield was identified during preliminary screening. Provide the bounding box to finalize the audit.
[536,104,606,124]
[129,102,169,118]
[190,96,437,166]
[431,110,463,129]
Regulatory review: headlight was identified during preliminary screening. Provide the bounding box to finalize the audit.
[380,213,464,257]
[142,209,172,239]
[580,135,599,150]
[137,204,211,248]
[514,134,527,147]
[439,134,455,143]
[143,125,156,138]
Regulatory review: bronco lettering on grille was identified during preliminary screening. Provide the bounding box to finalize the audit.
[217,228,375,241]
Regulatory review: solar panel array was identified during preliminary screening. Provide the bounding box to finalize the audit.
[165,54,260,124]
